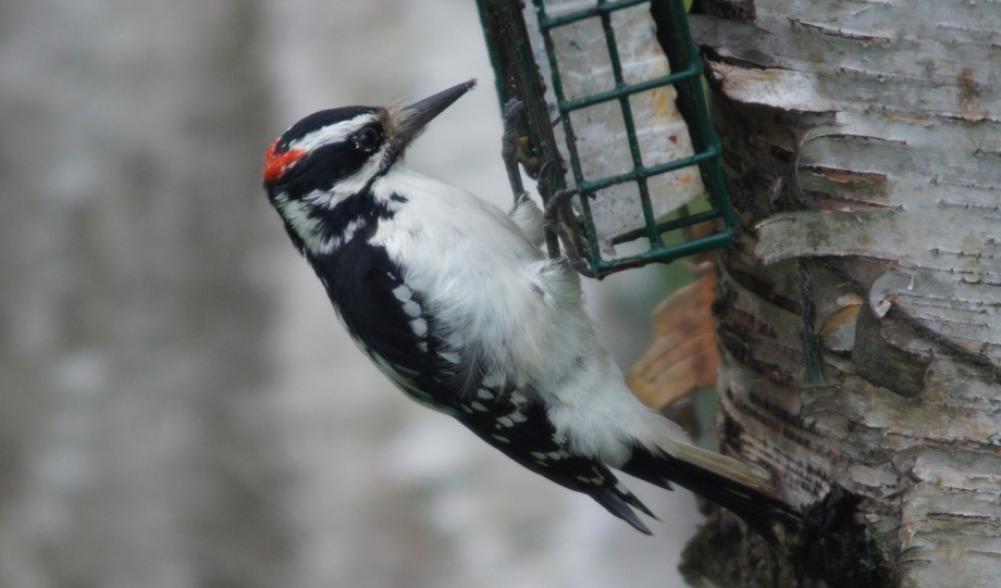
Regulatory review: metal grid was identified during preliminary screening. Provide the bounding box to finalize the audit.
[478,0,738,278]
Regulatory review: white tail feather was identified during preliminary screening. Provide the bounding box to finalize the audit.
[664,441,774,493]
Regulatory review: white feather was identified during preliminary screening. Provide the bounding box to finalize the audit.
[370,166,690,466]
[287,114,378,153]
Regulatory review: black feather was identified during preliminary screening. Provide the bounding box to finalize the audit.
[622,446,800,542]
[308,234,660,533]
[592,489,652,535]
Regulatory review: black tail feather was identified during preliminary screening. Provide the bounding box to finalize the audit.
[591,487,653,535]
[622,447,800,542]
[621,487,659,520]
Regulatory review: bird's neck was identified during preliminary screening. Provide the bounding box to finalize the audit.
[276,164,444,260]
[272,186,381,257]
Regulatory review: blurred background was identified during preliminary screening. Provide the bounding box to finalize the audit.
[0,1,699,586]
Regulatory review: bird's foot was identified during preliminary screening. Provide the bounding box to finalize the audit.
[501,99,529,206]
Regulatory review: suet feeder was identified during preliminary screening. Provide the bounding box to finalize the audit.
[477,0,738,278]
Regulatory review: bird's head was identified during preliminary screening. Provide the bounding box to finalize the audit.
[262,80,475,254]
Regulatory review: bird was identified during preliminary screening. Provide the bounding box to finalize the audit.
[261,79,797,538]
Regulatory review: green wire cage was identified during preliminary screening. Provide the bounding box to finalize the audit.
[477,0,738,278]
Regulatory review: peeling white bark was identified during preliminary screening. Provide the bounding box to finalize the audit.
[689,1,1001,585]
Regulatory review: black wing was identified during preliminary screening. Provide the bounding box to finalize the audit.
[310,239,459,412]
[311,239,657,533]
[457,381,658,534]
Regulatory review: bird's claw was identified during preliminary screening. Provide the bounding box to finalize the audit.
[543,188,592,274]
[544,187,576,225]
[503,98,524,125]
[501,99,528,206]
[500,100,589,274]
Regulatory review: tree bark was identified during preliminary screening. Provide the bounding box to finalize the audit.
[680,1,1001,586]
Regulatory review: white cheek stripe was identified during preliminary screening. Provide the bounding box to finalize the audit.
[274,195,325,251]
[330,145,390,199]
[317,218,365,254]
[274,192,369,255]
[294,143,391,210]
[287,114,378,153]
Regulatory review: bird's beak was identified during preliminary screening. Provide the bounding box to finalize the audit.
[393,79,476,149]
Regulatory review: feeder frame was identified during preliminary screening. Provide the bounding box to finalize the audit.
[476,0,738,278]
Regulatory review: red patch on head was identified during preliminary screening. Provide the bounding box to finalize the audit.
[262,140,306,183]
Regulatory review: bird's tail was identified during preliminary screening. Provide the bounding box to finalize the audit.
[622,442,800,541]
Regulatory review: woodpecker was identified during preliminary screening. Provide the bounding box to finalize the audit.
[262,80,796,537]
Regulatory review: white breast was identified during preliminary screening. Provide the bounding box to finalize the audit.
[370,167,592,388]
[369,166,689,465]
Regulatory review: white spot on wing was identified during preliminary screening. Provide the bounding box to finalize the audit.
[409,318,428,337]
[439,352,461,365]
[476,388,493,400]
[481,373,504,389]
[402,300,422,318]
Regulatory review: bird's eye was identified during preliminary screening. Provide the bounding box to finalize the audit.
[353,127,381,152]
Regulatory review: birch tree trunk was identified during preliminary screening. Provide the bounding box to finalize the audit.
[679,1,1001,586]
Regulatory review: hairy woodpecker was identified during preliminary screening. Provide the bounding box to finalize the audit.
[262,80,796,537]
